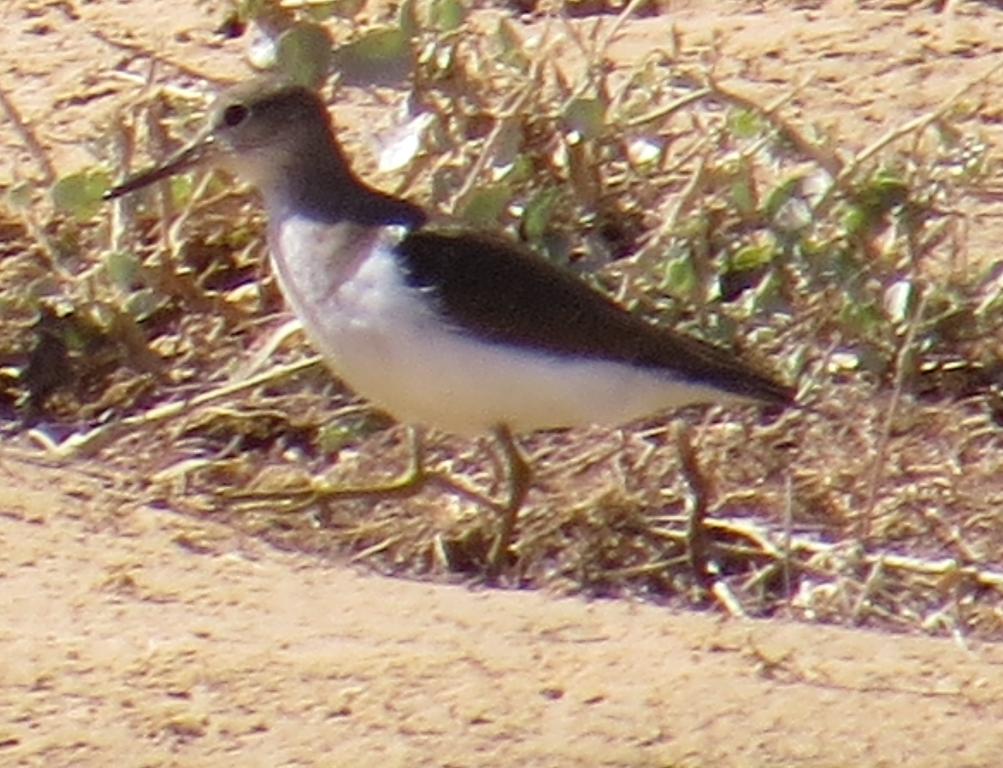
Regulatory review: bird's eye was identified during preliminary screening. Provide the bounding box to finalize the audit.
[222,103,249,128]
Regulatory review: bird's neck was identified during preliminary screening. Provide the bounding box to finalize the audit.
[260,141,426,230]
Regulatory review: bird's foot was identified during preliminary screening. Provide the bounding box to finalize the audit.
[308,462,429,503]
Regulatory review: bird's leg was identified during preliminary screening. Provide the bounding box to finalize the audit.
[311,424,429,499]
[230,425,431,511]
[486,424,532,577]
[314,426,504,510]
[231,422,530,577]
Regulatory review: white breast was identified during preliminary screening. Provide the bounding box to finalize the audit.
[269,215,746,437]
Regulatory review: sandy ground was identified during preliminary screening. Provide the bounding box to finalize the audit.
[4,1,1003,766]
[4,451,1003,767]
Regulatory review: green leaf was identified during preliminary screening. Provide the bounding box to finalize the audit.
[847,169,910,235]
[317,422,357,454]
[303,1,352,21]
[317,415,381,453]
[495,17,529,71]
[276,21,333,89]
[727,108,764,139]
[51,169,110,220]
[504,155,534,184]
[521,187,561,242]
[748,269,789,315]
[430,0,465,31]
[399,0,418,38]
[857,170,909,213]
[730,177,756,217]
[841,204,869,239]
[731,242,775,272]
[103,250,140,290]
[762,176,802,221]
[332,27,413,87]
[563,98,606,141]
[840,299,885,341]
[169,174,196,207]
[460,184,512,227]
[123,287,163,321]
[8,181,33,209]
[662,251,699,300]
[238,0,269,21]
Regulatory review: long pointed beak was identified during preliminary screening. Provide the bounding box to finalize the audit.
[103,133,215,200]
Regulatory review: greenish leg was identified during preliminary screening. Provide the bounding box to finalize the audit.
[486,424,531,578]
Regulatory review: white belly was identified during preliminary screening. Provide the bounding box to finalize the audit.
[271,220,744,437]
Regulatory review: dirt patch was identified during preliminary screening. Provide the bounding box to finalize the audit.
[2,452,1003,767]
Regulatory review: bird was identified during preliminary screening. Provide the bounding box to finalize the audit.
[105,77,795,577]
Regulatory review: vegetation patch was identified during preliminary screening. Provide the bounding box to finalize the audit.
[3,0,1003,640]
